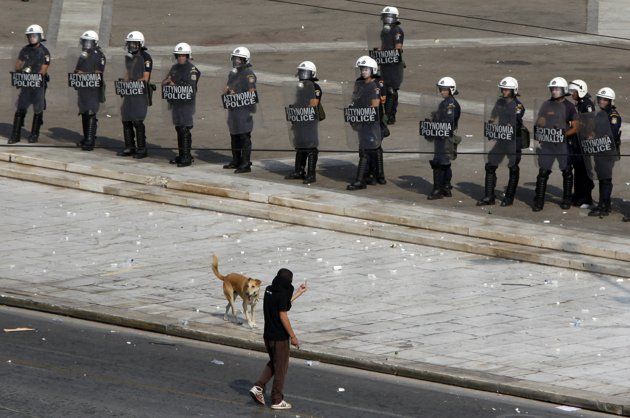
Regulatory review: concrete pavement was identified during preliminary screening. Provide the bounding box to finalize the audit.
[1,177,629,415]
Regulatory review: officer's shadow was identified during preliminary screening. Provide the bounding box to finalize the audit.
[393,175,434,196]
[316,158,359,184]
[194,149,236,165]
[47,126,122,154]
[0,123,13,139]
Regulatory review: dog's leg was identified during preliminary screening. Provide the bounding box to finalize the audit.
[243,300,253,328]
[231,292,241,324]
[224,302,231,321]
[250,303,257,327]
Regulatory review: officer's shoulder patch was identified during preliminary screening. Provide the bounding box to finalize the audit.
[516,103,524,110]
[247,74,256,83]
[191,74,197,81]
[587,106,593,112]
[315,89,321,97]
[447,103,455,109]
[611,116,619,124]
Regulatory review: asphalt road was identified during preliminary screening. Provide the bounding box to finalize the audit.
[0,306,611,418]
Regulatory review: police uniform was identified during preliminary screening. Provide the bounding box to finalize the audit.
[224,63,257,173]
[428,95,460,199]
[74,47,106,150]
[165,60,200,167]
[9,43,51,143]
[365,76,388,185]
[347,77,383,190]
[285,79,322,183]
[478,97,525,206]
[380,21,404,123]
[118,48,153,158]
[569,94,596,206]
[533,97,578,211]
[589,105,621,217]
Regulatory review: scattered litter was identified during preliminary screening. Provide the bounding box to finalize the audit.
[333,266,342,271]
[337,388,345,392]
[126,341,132,345]
[211,359,224,365]
[570,318,582,327]
[616,278,624,283]
[4,328,34,333]
[543,220,550,224]
[305,360,320,367]
[52,318,63,323]
[368,274,376,279]
[515,408,520,413]
[556,406,581,412]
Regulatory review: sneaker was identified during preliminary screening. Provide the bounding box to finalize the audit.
[249,386,265,406]
[271,400,292,410]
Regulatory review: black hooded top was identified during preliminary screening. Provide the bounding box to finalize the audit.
[263,268,294,341]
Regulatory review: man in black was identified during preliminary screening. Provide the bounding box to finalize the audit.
[250,269,307,410]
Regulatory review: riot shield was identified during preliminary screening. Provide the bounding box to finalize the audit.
[112,52,153,122]
[159,57,199,128]
[66,46,106,115]
[342,79,382,151]
[483,96,519,167]
[366,24,403,89]
[533,99,569,170]
[222,66,261,135]
[282,80,319,149]
[578,110,618,181]
[10,45,46,113]
[418,94,455,163]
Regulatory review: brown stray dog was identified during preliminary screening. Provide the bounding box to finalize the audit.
[212,254,262,328]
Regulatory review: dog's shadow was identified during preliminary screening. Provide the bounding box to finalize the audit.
[209,310,257,328]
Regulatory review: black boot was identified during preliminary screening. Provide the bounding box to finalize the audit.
[78,113,89,148]
[82,114,97,151]
[177,127,193,167]
[303,149,318,184]
[428,160,445,200]
[376,147,386,184]
[477,163,497,206]
[347,153,369,190]
[560,169,573,209]
[385,88,397,125]
[532,168,551,212]
[118,122,136,156]
[8,110,26,144]
[501,165,520,207]
[224,135,240,169]
[285,149,307,179]
[133,121,147,159]
[28,112,43,143]
[170,126,185,164]
[589,179,613,217]
[234,134,252,173]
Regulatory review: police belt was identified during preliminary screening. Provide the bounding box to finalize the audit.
[222,91,258,109]
[115,80,146,96]
[162,84,195,102]
[11,72,43,88]
[484,122,514,141]
[368,49,401,65]
[534,126,565,143]
[68,73,102,88]
[420,120,453,138]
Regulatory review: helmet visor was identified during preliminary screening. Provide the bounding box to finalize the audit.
[126,41,141,53]
[381,14,396,24]
[27,33,41,44]
[81,39,95,50]
[297,69,313,80]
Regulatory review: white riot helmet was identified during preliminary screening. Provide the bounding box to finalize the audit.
[125,31,145,53]
[230,46,251,68]
[25,24,45,44]
[596,87,615,103]
[296,61,317,80]
[547,77,568,98]
[381,6,399,24]
[437,76,457,95]
[568,79,588,99]
[498,76,518,95]
[173,42,192,58]
[355,55,379,78]
[80,30,99,50]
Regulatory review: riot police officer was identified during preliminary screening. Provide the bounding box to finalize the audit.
[588,87,621,217]
[162,42,200,167]
[378,6,404,125]
[8,24,50,144]
[118,31,152,159]
[73,30,105,151]
[532,77,578,212]
[347,56,382,190]
[477,77,525,206]
[427,77,461,200]
[284,61,322,183]
[223,47,257,174]
[568,79,595,207]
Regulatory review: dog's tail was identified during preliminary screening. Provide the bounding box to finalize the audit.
[211,254,226,281]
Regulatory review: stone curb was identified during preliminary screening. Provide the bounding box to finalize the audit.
[1,160,629,278]
[0,291,627,416]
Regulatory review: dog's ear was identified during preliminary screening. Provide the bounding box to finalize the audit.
[254,279,262,286]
